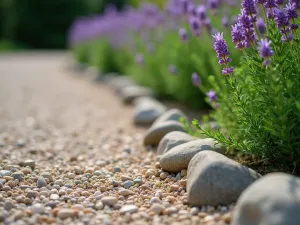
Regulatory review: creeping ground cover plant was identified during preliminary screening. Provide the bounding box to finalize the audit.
[194,0,300,170]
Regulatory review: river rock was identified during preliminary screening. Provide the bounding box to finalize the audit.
[143,121,186,146]
[157,131,196,155]
[187,151,260,206]
[153,109,187,126]
[119,86,154,104]
[106,76,135,93]
[134,97,167,125]
[160,138,224,172]
[232,172,300,225]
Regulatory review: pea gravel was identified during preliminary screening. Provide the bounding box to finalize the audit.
[0,52,234,225]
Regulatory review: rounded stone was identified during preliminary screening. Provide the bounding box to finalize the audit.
[153,109,187,126]
[187,151,260,206]
[157,131,196,155]
[37,177,47,188]
[57,208,74,219]
[101,196,118,206]
[143,121,186,146]
[120,205,138,214]
[11,171,24,181]
[232,173,300,225]
[160,138,225,172]
[133,97,167,126]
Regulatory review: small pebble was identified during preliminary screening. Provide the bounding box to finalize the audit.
[57,208,74,219]
[120,205,138,214]
[101,196,118,206]
[123,180,134,189]
[37,177,47,188]
[150,203,165,215]
[31,203,45,214]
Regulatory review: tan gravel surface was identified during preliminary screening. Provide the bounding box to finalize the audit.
[0,52,233,225]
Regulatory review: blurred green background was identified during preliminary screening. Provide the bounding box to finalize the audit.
[0,0,144,50]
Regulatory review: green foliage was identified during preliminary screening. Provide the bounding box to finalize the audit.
[195,17,300,167]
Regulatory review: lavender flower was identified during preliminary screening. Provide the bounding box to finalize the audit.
[238,12,256,46]
[189,17,201,35]
[207,90,217,102]
[254,0,266,5]
[222,16,229,27]
[188,3,197,16]
[264,0,277,8]
[192,73,201,86]
[274,8,293,41]
[169,65,177,75]
[285,3,298,20]
[290,0,300,9]
[136,54,144,64]
[196,5,207,20]
[208,0,220,9]
[231,23,246,49]
[258,39,273,65]
[242,0,257,19]
[179,28,188,41]
[213,33,234,75]
[274,8,290,28]
[222,67,235,75]
[180,0,189,14]
[256,18,267,34]
[275,0,284,4]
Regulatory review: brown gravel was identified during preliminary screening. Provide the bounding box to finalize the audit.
[0,52,234,225]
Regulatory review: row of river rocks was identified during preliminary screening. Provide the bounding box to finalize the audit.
[95,72,300,224]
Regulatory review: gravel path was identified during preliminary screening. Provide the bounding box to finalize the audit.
[0,52,232,225]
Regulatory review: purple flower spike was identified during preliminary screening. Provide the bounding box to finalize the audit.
[188,4,197,16]
[274,8,290,28]
[254,0,266,5]
[192,73,201,86]
[256,18,267,34]
[136,54,144,65]
[242,0,257,18]
[232,23,246,49]
[275,0,284,4]
[190,17,201,36]
[290,0,300,9]
[207,90,217,102]
[196,5,207,20]
[222,66,235,75]
[285,3,298,20]
[179,28,188,41]
[264,0,277,8]
[258,39,273,65]
[208,0,220,9]
[222,16,229,28]
[213,33,234,75]
[213,33,231,61]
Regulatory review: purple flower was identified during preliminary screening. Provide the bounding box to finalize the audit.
[189,17,201,35]
[222,16,229,27]
[222,66,235,75]
[242,0,257,18]
[274,8,290,28]
[213,33,231,62]
[232,23,246,49]
[208,0,220,9]
[256,18,267,34]
[238,12,256,46]
[180,0,189,14]
[285,3,298,20]
[275,0,284,4]
[254,0,266,4]
[192,73,201,86]
[188,4,197,16]
[207,90,217,102]
[264,0,277,8]
[136,54,144,64]
[258,39,274,65]
[196,5,207,20]
[204,18,212,32]
[213,33,234,75]
[289,0,300,9]
[169,65,177,75]
[179,28,188,41]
